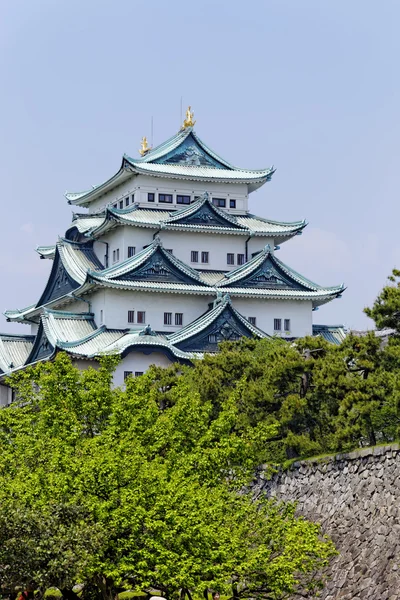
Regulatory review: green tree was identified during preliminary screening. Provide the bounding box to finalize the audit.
[0,353,336,600]
[364,268,400,331]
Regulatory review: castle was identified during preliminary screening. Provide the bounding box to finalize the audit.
[0,108,345,403]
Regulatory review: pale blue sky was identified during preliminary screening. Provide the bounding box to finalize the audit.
[0,0,398,332]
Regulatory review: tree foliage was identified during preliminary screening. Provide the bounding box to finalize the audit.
[0,354,336,600]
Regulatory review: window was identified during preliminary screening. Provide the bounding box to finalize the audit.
[177,195,191,204]
[164,312,172,325]
[100,309,104,325]
[237,254,245,265]
[248,317,256,326]
[274,318,282,331]
[124,371,133,381]
[112,249,120,263]
[175,313,183,326]
[229,199,236,209]
[128,246,136,258]
[137,311,146,324]
[191,251,199,263]
[135,372,144,377]
[201,251,209,264]
[128,310,135,324]
[284,319,291,332]
[208,334,217,343]
[159,193,173,203]
[213,198,226,208]
[227,253,235,265]
[131,194,135,203]
[125,197,129,207]
[148,193,155,202]
[119,200,124,209]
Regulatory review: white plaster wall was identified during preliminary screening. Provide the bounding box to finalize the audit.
[113,351,173,386]
[247,237,276,258]
[93,225,275,272]
[90,288,213,331]
[232,298,313,338]
[88,174,249,214]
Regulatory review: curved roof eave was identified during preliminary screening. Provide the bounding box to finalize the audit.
[65,161,133,207]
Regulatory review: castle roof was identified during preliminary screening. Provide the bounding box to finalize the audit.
[66,193,307,244]
[5,237,344,326]
[65,128,275,207]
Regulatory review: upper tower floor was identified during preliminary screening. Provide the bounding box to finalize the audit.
[65,107,275,215]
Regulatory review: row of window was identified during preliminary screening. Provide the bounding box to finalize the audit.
[147,193,237,208]
[113,195,135,210]
[124,371,144,380]
[115,312,289,331]
[191,251,209,264]
[111,194,240,210]
[127,311,184,326]
[227,253,245,266]
[128,310,146,324]
[111,246,246,267]
[274,318,291,332]
[164,312,183,326]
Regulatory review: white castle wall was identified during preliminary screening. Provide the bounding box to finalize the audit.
[87,288,312,339]
[88,174,249,214]
[89,289,214,331]
[233,298,313,338]
[92,225,275,272]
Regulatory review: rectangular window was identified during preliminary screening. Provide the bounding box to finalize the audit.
[128,246,136,258]
[100,309,104,325]
[213,197,226,208]
[159,193,173,203]
[164,312,172,325]
[135,372,144,377]
[112,250,116,262]
[119,200,124,209]
[274,318,282,331]
[125,197,129,207]
[284,319,291,332]
[131,194,135,203]
[128,310,135,324]
[237,254,245,265]
[201,251,209,264]
[124,371,132,381]
[227,253,235,265]
[115,249,119,261]
[248,317,256,326]
[191,250,199,263]
[177,195,191,204]
[148,193,155,202]
[175,313,183,326]
[229,199,236,209]
[137,311,146,324]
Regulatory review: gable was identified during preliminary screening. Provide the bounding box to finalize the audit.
[113,248,203,285]
[172,201,243,229]
[25,324,54,365]
[175,305,257,352]
[153,133,227,169]
[36,251,80,307]
[224,255,309,290]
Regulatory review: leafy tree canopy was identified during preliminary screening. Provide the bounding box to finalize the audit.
[0,354,336,600]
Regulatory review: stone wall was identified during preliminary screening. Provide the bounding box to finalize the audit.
[253,444,400,600]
